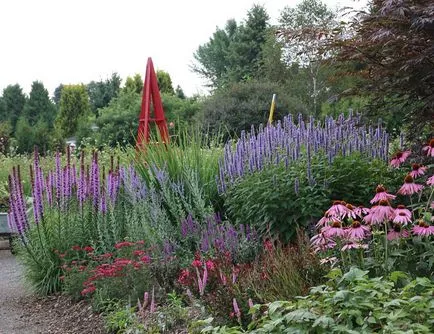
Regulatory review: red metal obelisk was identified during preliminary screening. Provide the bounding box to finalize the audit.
[136,58,169,148]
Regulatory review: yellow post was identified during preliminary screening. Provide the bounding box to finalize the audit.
[268,94,276,125]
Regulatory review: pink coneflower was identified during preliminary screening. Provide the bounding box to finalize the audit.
[369,200,394,224]
[370,185,396,204]
[353,206,370,217]
[397,175,424,196]
[422,139,434,157]
[387,224,410,241]
[325,201,349,218]
[409,164,428,178]
[343,203,358,219]
[310,232,336,252]
[390,150,411,168]
[316,214,334,228]
[393,211,412,225]
[346,221,370,240]
[427,175,434,186]
[412,221,434,237]
[322,221,346,238]
[319,256,338,265]
[394,204,412,218]
[341,242,368,251]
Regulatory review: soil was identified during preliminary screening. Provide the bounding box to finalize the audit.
[0,240,105,334]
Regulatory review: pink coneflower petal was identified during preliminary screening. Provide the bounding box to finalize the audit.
[310,233,336,252]
[412,221,434,236]
[390,150,411,168]
[387,226,409,241]
[343,203,358,219]
[397,175,424,196]
[394,205,412,219]
[316,214,335,228]
[354,206,370,217]
[325,201,349,218]
[322,221,346,238]
[319,256,338,266]
[409,164,428,178]
[422,139,434,157]
[341,242,368,251]
[427,175,434,186]
[368,201,394,224]
[370,185,396,204]
[346,221,370,240]
[393,212,412,225]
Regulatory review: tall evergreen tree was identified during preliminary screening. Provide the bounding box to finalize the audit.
[55,85,90,138]
[87,73,121,116]
[193,5,270,88]
[53,84,64,106]
[1,84,26,131]
[123,74,143,94]
[156,70,175,95]
[23,81,56,126]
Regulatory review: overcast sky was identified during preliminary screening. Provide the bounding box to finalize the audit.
[0,0,367,97]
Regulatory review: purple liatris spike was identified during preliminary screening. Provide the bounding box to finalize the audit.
[233,298,241,319]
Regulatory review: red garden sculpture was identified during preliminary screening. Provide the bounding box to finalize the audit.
[136,57,169,148]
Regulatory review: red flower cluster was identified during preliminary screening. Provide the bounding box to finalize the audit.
[114,241,135,249]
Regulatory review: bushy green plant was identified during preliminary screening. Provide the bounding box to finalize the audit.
[199,268,434,333]
[104,303,145,333]
[311,141,434,278]
[199,80,307,138]
[135,127,223,209]
[225,153,397,241]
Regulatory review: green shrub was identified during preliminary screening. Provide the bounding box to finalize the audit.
[224,153,398,241]
[199,268,434,333]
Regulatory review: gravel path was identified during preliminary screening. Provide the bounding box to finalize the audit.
[0,240,104,334]
[0,242,48,334]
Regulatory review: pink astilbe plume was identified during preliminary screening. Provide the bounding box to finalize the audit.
[422,139,434,157]
[390,150,411,168]
[409,164,428,178]
[370,185,396,204]
[397,175,424,196]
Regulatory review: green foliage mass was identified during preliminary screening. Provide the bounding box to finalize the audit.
[156,70,175,95]
[87,73,121,116]
[0,84,26,131]
[200,80,307,138]
[22,81,56,127]
[83,89,201,148]
[224,153,399,241]
[193,5,270,87]
[200,268,434,333]
[56,84,90,138]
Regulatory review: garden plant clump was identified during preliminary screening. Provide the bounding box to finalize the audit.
[5,116,434,333]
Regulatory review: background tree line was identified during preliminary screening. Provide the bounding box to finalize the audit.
[0,0,432,154]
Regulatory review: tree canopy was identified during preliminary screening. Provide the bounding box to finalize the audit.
[193,5,270,88]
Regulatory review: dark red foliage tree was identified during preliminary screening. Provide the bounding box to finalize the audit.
[330,0,434,132]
